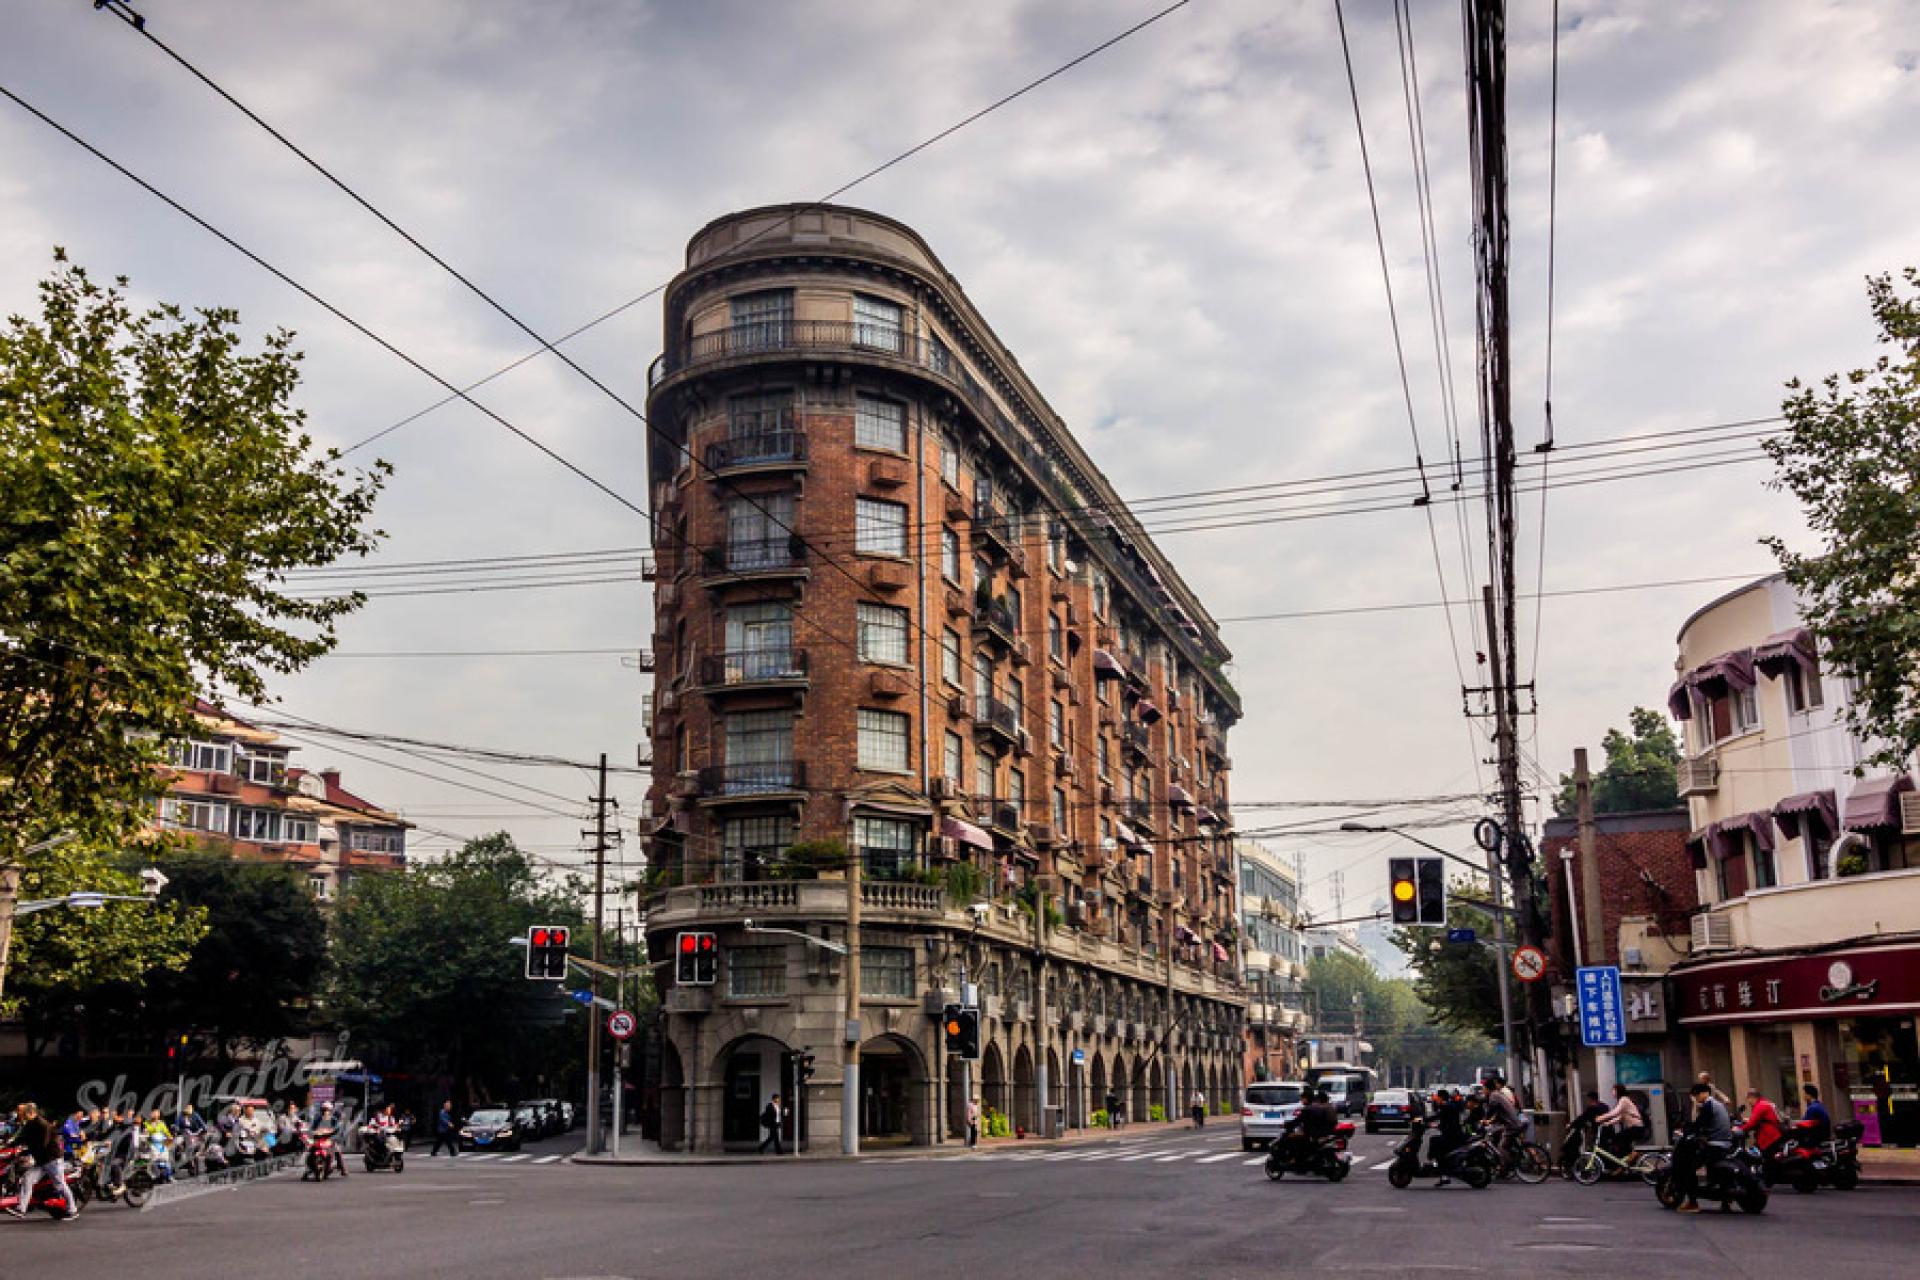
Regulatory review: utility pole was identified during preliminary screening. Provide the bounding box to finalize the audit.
[0,862,20,1010]
[586,752,609,1154]
[1573,747,1612,1101]
[841,842,861,1156]
[1482,586,1522,1090]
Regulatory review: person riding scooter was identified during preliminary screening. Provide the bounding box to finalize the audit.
[1673,1081,1735,1213]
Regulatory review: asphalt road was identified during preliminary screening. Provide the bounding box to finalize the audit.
[6,1126,1917,1279]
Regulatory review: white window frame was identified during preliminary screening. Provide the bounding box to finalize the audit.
[852,294,904,353]
[943,731,965,788]
[158,796,228,833]
[855,497,908,557]
[168,739,232,775]
[854,394,907,452]
[942,528,961,583]
[855,816,919,881]
[942,628,963,687]
[861,946,916,999]
[351,827,404,855]
[857,708,911,773]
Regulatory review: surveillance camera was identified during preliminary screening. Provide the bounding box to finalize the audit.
[742,918,754,931]
[139,867,169,898]
[968,902,990,920]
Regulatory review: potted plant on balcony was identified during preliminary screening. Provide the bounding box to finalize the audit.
[776,838,846,881]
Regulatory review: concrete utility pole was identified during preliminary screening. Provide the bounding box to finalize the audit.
[0,862,20,1010]
[841,844,861,1156]
[1574,749,1605,962]
[1034,874,1050,1136]
[1482,587,1523,1092]
[586,752,609,1154]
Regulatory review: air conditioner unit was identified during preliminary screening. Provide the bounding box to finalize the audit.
[1030,824,1056,846]
[1015,727,1033,757]
[929,776,954,802]
[1902,791,1920,836]
[658,689,677,713]
[1690,912,1734,953]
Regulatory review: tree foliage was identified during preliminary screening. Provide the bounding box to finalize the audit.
[1304,950,1495,1080]
[1764,268,1920,772]
[325,835,589,1093]
[1552,707,1683,817]
[1391,879,1509,1044]
[0,254,388,866]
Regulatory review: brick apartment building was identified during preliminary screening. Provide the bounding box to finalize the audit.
[640,205,1247,1151]
[154,701,409,899]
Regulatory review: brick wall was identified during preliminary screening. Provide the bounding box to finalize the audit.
[1541,809,1698,975]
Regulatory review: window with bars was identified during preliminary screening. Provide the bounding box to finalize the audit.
[728,945,787,997]
[857,708,910,772]
[861,946,916,998]
[854,395,907,451]
[723,815,795,882]
[856,498,908,556]
[857,603,910,665]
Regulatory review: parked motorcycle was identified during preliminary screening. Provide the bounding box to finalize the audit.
[1655,1132,1768,1214]
[0,1147,80,1220]
[1766,1121,1863,1193]
[1263,1120,1355,1182]
[1385,1117,1495,1190]
[360,1127,406,1175]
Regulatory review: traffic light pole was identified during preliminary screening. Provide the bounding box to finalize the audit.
[841,848,861,1156]
[587,752,609,1155]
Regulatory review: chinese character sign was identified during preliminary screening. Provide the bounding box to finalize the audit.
[1576,966,1627,1048]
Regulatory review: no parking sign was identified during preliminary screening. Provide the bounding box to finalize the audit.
[607,1010,637,1041]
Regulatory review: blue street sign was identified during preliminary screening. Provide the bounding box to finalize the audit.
[569,989,595,1006]
[1071,1048,1085,1065]
[1576,965,1627,1048]
[1446,927,1477,944]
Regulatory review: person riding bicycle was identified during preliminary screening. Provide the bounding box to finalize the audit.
[1482,1074,1524,1168]
[1595,1083,1645,1163]
[1563,1090,1605,1169]
[1673,1081,1734,1213]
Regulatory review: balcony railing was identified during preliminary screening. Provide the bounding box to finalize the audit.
[696,760,807,798]
[701,537,806,579]
[972,498,1022,561]
[970,796,1022,834]
[697,647,809,690]
[973,695,1020,746]
[1124,797,1158,832]
[1121,721,1152,759]
[706,428,808,473]
[974,598,1017,648]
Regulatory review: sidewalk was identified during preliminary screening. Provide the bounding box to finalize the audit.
[572,1117,1212,1167]
[1861,1145,1920,1186]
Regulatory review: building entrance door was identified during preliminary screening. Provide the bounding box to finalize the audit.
[723,1053,763,1145]
[862,1051,911,1142]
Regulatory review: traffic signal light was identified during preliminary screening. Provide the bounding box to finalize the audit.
[798,1051,816,1082]
[943,1004,980,1060]
[676,931,717,985]
[526,925,570,980]
[1389,857,1447,927]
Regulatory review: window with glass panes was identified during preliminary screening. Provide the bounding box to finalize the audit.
[1098,735,1111,777]
[855,816,918,880]
[240,749,287,786]
[975,749,996,799]
[857,603,909,665]
[1048,615,1064,661]
[725,601,794,679]
[857,709,910,772]
[854,395,906,451]
[943,732,964,788]
[856,498,907,556]
[724,710,794,790]
[728,945,787,997]
[168,739,232,774]
[1009,768,1026,818]
[942,628,963,686]
[158,796,228,833]
[730,290,792,349]
[942,528,961,582]
[861,946,916,998]
[852,294,904,352]
[723,815,794,881]
[941,436,960,485]
[1052,788,1068,833]
[726,493,795,569]
[1050,700,1066,748]
[726,391,794,455]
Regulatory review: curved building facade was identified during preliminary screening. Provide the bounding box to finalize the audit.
[640,205,1246,1151]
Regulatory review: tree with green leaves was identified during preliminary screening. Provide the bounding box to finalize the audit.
[1391,879,1508,1043]
[325,835,595,1097]
[1764,269,1920,773]
[0,254,387,1000]
[1551,708,1683,817]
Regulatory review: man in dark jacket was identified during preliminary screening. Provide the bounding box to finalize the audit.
[758,1094,784,1155]
[7,1103,76,1218]
[430,1101,461,1157]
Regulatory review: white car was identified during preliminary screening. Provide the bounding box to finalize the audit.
[1239,1081,1306,1151]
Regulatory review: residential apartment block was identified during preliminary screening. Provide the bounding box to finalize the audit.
[1237,840,1308,1082]
[640,205,1246,1151]
[154,701,409,899]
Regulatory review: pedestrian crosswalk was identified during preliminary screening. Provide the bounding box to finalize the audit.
[964,1137,1404,1173]
[420,1151,570,1169]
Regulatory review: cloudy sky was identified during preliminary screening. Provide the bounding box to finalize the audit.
[4,0,1916,923]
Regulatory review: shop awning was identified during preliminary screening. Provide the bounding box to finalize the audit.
[1686,648,1757,696]
[1706,820,1744,861]
[1092,649,1125,680]
[941,816,994,852]
[1773,790,1838,842]
[1168,784,1196,810]
[1686,829,1711,870]
[1753,627,1817,684]
[1137,699,1162,724]
[1668,678,1694,722]
[1116,821,1149,850]
[1843,774,1915,831]
[1733,810,1776,855]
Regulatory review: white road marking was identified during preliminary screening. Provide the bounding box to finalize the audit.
[1244,1157,1267,1166]
[1154,1153,1190,1162]
[499,1154,529,1163]
[533,1155,563,1164]
[1197,1152,1239,1164]
[1117,1152,1159,1162]
[1371,1160,1398,1170]
[465,1154,502,1162]
[1078,1152,1123,1161]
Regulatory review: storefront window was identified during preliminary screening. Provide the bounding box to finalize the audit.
[1837,1016,1920,1147]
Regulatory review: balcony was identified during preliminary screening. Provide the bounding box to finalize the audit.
[971,499,1022,563]
[696,647,809,695]
[859,881,945,915]
[974,598,1017,650]
[695,761,807,804]
[970,796,1022,835]
[973,694,1020,750]
[1125,797,1158,832]
[1121,721,1152,761]
[705,428,808,476]
[1678,755,1720,796]
[651,319,934,388]
[700,537,807,586]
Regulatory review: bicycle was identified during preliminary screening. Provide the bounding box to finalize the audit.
[1489,1130,1551,1184]
[1570,1134,1669,1186]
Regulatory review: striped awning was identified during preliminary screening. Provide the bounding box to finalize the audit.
[1843,774,1914,831]
[1773,790,1837,842]
[941,816,994,852]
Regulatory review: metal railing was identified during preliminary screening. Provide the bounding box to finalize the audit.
[697,761,807,797]
[974,694,1020,741]
[702,536,806,577]
[706,428,807,471]
[698,647,809,688]
[974,598,1017,646]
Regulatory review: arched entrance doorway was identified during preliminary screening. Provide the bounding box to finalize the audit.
[860,1034,929,1146]
[1012,1044,1036,1134]
[1046,1046,1064,1130]
[1089,1052,1107,1126]
[945,1054,969,1140]
[715,1033,792,1151]
[980,1042,1008,1126]
[1148,1058,1165,1122]
[659,1039,686,1151]
[1131,1058,1150,1124]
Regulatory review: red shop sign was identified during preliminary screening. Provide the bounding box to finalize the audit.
[1672,942,1920,1025]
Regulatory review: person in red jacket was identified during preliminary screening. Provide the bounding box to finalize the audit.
[1736,1087,1784,1157]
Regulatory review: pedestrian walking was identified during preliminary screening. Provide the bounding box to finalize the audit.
[966,1096,981,1148]
[430,1101,461,1157]
[1190,1088,1207,1128]
[1104,1088,1122,1130]
[758,1093,785,1155]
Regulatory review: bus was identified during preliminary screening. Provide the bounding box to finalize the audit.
[1303,1064,1377,1116]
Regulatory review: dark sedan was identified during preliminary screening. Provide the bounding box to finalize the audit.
[1364,1088,1420,1134]
[458,1107,522,1152]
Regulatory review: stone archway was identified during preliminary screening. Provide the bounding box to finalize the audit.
[980,1041,1008,1127]
[1148,1058,1166,1122]
[1046,1046,1065,1130]
[659,1038,686,1151]
[1132,1057,1151,1125]
[860,1033,931,1146]
[1090,1052,1109,1126]
[1012,1043,1037,1135]
[712,1032,794,1151]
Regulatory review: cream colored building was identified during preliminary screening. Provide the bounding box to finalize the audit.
[1668,574,1919,1146]
[1237,841,1307,1080]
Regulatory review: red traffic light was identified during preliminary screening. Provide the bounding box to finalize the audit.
[551,927,569,947]
[698,934,715,953]
[680,934,696,953]
[532,927,550,947]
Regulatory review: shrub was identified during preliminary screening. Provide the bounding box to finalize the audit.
[777,839,846,880]
[1091,1108,1110,1128]
[1837,850,1870,877]
[944,860,986,907]
[1149,1104,1167,1123]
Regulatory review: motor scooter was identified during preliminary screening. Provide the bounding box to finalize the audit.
[0,1147,80,1220]
[1655,1132,1768,1214]
[1385,1117,1495,1190]
[303,1130,340,1182]
[1767,1121,1863,1193]
[360,1126,406,1174]
[1263,1119,1355,1181]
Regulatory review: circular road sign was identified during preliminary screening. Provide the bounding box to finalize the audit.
[1511,945,1548,983]
[607,1010,637,1041]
